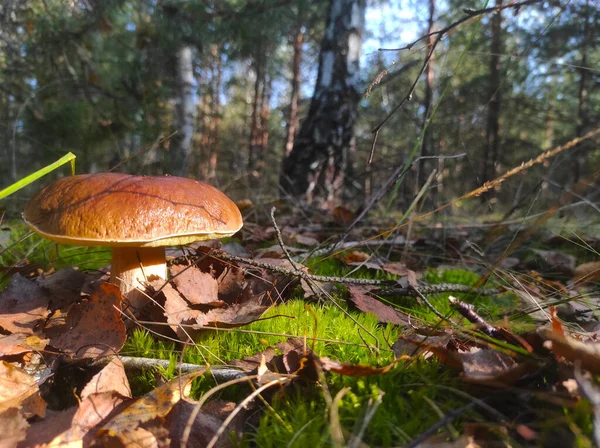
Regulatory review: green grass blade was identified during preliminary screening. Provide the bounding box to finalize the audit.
[0,152,76,200]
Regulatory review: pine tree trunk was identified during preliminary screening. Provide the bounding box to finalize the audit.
[208,48,223,182]
[284,25,304,156]
[248,47,264,174]
[574,0,591,184]
[172,46,196,177]
[280,0,366,209]
[417,0,436,194]
[480,0,503,201]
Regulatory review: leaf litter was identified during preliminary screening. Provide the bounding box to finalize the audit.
[1,223,600,445]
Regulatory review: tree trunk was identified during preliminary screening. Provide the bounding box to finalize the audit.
[208,48,223,182]
[280,0,366,210]
[480,0,503,201]
[171,46,196,177]
[284,25,304,156]
[573,0,592,184]
[417,0,436,194]
[248,47,264,173]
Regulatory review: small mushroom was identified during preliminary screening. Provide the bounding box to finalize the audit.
[23,173,242,310]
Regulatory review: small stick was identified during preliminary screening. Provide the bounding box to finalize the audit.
[448,295,502,338]
[86,356,247,381]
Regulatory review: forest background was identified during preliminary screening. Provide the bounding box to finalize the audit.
[0,0,598,222]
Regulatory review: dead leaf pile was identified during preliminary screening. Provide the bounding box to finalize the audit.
[14,357,241,447]
[147,247,299,341]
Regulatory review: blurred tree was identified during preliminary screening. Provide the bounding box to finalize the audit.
[280,0,366,209]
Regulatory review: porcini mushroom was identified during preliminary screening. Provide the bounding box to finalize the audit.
[23,173,242,310]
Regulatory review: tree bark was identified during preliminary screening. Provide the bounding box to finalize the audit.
[417,0,436,194]
[284,25,304,156]
[280,0,366,209]
[480,0,503,201]
[171,46,196,177]
[573,0,592,184]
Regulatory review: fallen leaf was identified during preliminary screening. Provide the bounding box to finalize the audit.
[20,408,77,448]
[0,361,44,416]
[347,286,409,326]
[45,283,125,359]
[81,358,131,400]
[46,392,128,447]
[93,426,163,448]
[0,407,28,447]
[0,333,48,358]
[37,268,85,310]
[295,233,320,247]
[98,369,206,435]
[196,300,274,328]
[148,280,201,340]
[170,264,220,306]
[341,251,371,264]
[319,357,398,377]
[231,338,307,373]
[331,206,354,224]
[0,274,50,334]
[573,261,600,285]
[541,328,600,374]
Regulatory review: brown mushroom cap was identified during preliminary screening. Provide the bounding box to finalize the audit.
[23,173,243,247]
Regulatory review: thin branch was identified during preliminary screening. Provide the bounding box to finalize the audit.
[367,0,545,164]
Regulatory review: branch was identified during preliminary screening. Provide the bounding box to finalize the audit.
[367,0,545,163]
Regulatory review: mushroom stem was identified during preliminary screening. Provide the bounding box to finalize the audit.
[110,246,167,311]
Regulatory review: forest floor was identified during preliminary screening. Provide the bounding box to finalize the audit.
[1,208,600,447]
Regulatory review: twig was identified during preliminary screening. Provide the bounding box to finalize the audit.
[170,252,504,297]
[408,285,450,323]
[381,283,503,297]
[71,355,248,381]
[448,296,502,338]
[270,206,301,271]
[367,0,544,164]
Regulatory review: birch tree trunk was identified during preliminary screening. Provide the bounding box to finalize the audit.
[280,0,366,210]
[171,45,196,177]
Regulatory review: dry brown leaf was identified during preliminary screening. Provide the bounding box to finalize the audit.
[81,358,131,400]
[347,285,409,326]
[93,426,162,448]
[381,262,418,285]
[319,357,398,377]
[0,334,48,358]
[47,391,128,447]
[573,261,600,285]
[231,338,307,373]
[148,281,201,340]
[0,274,50,334]
[0,361,44,415]
[295,233,320,247]
[542,329,600,374]
[37,268,85,310]
[331,205,354,224]
[170,264,220,306]
[45,282,125,359]
[98,369,205,436]
[0,407,29,447]
[19,408,77,448]
[341,251,371,264]
[196,300,273,328]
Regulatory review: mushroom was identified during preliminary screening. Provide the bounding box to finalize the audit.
[23,173,242,310]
